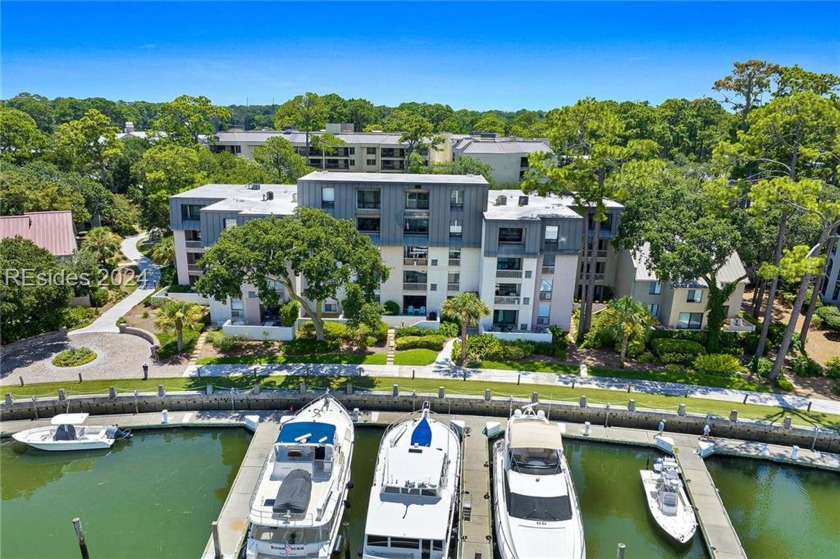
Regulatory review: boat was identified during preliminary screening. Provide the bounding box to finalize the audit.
[640,456,697,544]
[11,413,132,451]
[492,405,585,559]
[245,394,354,558]
[362,403,461,559]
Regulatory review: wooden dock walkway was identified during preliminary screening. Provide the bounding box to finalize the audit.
[457,416,494,559]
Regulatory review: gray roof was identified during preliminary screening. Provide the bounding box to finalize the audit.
[454,137,553,155]
[483,190,582,221]
[631,243,748,286]
[215,131,407,146]
[171,183,294,200]
[299,171,489,185]
[202,186,298,216]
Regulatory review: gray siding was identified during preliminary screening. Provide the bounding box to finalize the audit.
[483,219,580,257]
[169,196,225,231]
[200,210,243,246]
[541,219,583,254]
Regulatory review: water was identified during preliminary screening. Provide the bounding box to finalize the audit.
[564,440,707,559]
[0,428,251,559]
[342,426,385,555]
[707,456,840,559]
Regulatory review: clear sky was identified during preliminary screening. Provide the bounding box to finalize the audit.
[2,1,838,111]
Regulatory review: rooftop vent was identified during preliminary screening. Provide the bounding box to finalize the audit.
[247,183,261,190]
[292,193,298,202]
[495,195,507,206]
[266,191,274,201]
[124,122,135,133]
[518,196,529,206]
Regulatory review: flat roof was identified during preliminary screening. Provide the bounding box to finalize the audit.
[484,190,582,221]
[300,171,489,185]
[203,186,297,216]
[171,183,294,199]
[455,138,552,155]
[216,131,408,145]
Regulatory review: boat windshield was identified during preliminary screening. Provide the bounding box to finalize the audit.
[510,448,561,474]
[507,492,573,522]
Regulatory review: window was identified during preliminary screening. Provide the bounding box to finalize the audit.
[540,279,553,300]
[357,217,380,232]
[449,219,462,237]
[404,271,427,284]
[508,493,573,521]
[181,205,202,220]
[230,298,244,318]
[648,303,659,317]
[357,189,380,209]
[224,218,237,229]
[588,212,614,231]
[537,304,550,325]
[325,302,338,313]
[497,257,522,271]
[390,538,419,549]
[406,191,429,210]
[321,187,335,209]
[499,227,523,243]
[348,147,355,155]
[450,189,464,209]
[366,158,376,166]
[678,312,703,330]
[366,535,388,547]
[404,246,428,259]
[430,283,437,291]
[543,254,555,267]
[448,272,460,285]
[545,225,559,242]
[405,218,429,234]
[687,289,703,303]
[449,248,461,260]
[366,147,376,155]
[649,281,662,295]
[524,270,532,279]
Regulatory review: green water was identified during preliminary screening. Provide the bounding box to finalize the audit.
[0,428,251,559]
[342,427,384,555]
[707,457,840,559]
[564,440,707,559]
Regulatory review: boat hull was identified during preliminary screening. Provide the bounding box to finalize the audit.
[12,428,115,452]
[640,470,697,544]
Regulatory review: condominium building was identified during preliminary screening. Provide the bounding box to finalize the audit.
[452,135,553,185]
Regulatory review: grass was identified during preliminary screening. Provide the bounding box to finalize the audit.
[196,353,387,366]
[6,375,838,430]
[394,349,438,366]
[51,347,97,367]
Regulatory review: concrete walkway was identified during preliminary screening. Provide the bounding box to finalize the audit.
[71,233,160,335]
[183,362,840,417]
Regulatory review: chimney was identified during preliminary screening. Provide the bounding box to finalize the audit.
[124,122,135,134]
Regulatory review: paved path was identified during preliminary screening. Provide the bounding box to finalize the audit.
[71,233,160,335]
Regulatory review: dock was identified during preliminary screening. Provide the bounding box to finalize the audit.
[457,416,494,559]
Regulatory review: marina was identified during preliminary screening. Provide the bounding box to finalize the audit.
[3,407,840,559]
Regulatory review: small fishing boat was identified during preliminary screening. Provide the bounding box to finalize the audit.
[245,394,354,558]
[492,405,585,559]
[362,403,461,559]
[640,457,697,544]
[11,413,132,451]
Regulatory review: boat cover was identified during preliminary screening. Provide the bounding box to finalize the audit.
[53,424,77,441]
[273,469,312,513]
[277,422,337,445]
[410,417,432,447]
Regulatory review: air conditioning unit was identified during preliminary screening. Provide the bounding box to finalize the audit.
[496,195,507,206]
[247,183,261,190]
[518,196,529,206]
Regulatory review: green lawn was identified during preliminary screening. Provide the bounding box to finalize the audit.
[394,349,438,366]
[6,375,837,430]
[474,360,579,374]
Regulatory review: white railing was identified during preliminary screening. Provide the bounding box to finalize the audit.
[541,266,555,274]
[496,270,523,279]
[185,240,203,249]
[447,283,460,292]
[448,259,460,267]
[494,296,521,305]
[578,273,605,282]
[187,264,202,272]
[403,258,428,266]
[403,284,427,291]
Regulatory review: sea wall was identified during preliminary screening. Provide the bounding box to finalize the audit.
[2,387,838,452]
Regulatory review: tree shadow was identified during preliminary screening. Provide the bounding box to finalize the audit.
[0,331,71,378]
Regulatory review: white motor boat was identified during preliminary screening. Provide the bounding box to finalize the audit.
[362,403,461,559]
[492,406,585,559]
[640,457,697,544]
[245,394,354,558]
[11,413,132,451]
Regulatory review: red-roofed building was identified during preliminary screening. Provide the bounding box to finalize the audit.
[0,211,77,257]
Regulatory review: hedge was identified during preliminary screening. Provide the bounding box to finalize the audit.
[395,326,441,339]
[651,338,706,356]
[791,355,824,378]
[816,306,840,332]
[692,353,744,376]
[395,335,446,351]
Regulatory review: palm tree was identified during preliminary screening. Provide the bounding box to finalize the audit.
[151,235,175,267]
[82,227,122,268]
[154,300,205,353]
[441,293,490,366]
[597,296,654,367]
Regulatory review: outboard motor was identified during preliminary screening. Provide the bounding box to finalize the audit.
[105,425,133,440]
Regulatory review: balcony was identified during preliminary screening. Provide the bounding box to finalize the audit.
[539,292,552,301]
[494,296,521,305]
[541,266,555,275]
[447,283,460,292]
[185,240,203,250]
[579,273,605,282]
[448,259,460,267]
[403,284,427,292]
[496,270,523,279]
[403,258,428,266]
[187,264,202,273]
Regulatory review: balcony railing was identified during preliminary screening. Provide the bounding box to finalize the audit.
[496,270,523,279]
[187,264,202,272]
[448,259,460,267]
[185,241,204,250]
[447,283,460,292]
[403,283,427,291]
[494,296,521,305]
[541,266,555,275]
[596,250,608,258]
[579,273,605,282]
[403,258,428,266]
[539,292,552,300]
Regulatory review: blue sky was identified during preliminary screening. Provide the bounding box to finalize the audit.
[2,1,838,111]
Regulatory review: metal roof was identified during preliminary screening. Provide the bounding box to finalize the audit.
[299,171,488,185]
[631,243,748,286]
[0,211,77,257]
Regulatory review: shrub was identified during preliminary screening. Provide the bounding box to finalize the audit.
[89,288,109,308]
[395,326,440,338]
[649,329,707,345]
[158,265,177,287]
[62,307,98,329]
[395,335,446,351]
[207,331,247,353]
[283,338,339,355]
[383,300,400,315]
[749,356,773,378]
[774,375,794,392]
[168,284,192,293]
[692,353,744,376]
[52,347,97,367]
[297,321,350,342]
[744,332,760,355]
[660,353,695,364]
[663,364,683,375]
[816,306,840,333]
[825,356,840,381]
[438,321,459,338]
[636,351,658,364]
[651,338,706,356]
[791,355,824,378]
[279,300,300,327]
[810,315,824,330]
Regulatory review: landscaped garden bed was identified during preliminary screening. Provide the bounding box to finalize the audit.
[52,347,97,367]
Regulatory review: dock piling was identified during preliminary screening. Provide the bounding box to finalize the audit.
[72,517,90,559]
[211,521,221,559]
[616,543,626,559]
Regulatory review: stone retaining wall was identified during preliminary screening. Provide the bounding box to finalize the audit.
[2,389,837,452]
[118,325,159,346]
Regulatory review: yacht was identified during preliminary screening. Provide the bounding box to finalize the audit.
[492,406,585,559]
[363,403,461,559]
[640,457,697,544]
[245,394,354,558]
[11,413,132,451]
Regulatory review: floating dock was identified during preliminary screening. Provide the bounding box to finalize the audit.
[457,416,494,559]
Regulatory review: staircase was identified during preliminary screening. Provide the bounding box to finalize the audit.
[385,328,396,365]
